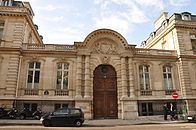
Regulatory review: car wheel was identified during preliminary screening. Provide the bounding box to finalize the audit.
[20,114,25,120]
[75,120,82,127]
[42,120,50,127]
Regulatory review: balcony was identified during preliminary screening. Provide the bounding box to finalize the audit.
[165,90,174,95]
[24,89,39,95]
[0,6,29,14]
[55,89,69,96]
[134,48,177,56]
[22,43,76,52]
[140,90,152,96]
[20,88,71,97]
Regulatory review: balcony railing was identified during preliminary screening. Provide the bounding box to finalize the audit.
[55,89,69,96]
[20,88,70,96]
[140,90,152,96]
[22,43,76,52]
[165,90,174,95]
[134,48,177,56]
[24,89,39,95]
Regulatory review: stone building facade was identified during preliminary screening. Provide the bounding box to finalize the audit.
[0,0,196,119]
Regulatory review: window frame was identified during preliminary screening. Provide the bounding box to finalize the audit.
[0,21,4,40]
[27,62,41,89]
[162,65,174,90]
[139,65,151,90]
[56,62,69,90]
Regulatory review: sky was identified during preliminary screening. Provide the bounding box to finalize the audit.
[26,0,196,47]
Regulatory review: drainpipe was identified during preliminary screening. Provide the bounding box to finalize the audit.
[15,55,22,107]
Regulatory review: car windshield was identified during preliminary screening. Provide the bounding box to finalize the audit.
[53,109,68,115]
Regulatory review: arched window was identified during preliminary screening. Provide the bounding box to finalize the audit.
[139,65,150,90]
[27,62,41,89]
[163,65,173,90]
[181,12,191,21]
[56,63,69,89]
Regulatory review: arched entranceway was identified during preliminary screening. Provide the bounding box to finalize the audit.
[93,64,118,119]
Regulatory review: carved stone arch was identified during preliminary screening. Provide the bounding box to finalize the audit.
[76,29,130,54]
[137,60,154,67]
[159,62,176,67]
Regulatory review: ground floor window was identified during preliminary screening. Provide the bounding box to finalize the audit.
[54,104,68,110]
[138,100,183,116]
[24,103,38,112]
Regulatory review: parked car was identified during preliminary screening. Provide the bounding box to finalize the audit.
[187,114,196,122]
[40,107,84,127]
[19,108,42,120]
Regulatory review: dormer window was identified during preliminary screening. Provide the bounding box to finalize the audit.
[0,0,13,6]
[181,12,191,21]
[161,19,169,29]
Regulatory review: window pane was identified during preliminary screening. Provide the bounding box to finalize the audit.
[163,66,166,72]
[63,77,68,89]
[62,104,68,108]
[54,104,61,110]
[57,71,62,88]
[64,63,69,70]
[27,71,33,83]
[144,66,149,72]
[36,62,40,69]
[57,63,62,69]
[29,62,34,68]
[34,71,40,83]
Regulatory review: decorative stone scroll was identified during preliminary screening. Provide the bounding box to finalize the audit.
[93,41,118,55]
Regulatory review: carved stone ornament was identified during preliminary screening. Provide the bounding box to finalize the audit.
[93,42,118,54]
[101,56,110,64]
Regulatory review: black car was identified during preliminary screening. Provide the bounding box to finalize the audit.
[40,107,84,127]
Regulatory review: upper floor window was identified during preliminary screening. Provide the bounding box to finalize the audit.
[0,21,4,40]
[27,62,41,89]
[0,0,13,6]
[191,34,196,50]
[163,66,173,90]
[181,12,191,21]
[56,63,69,90]
[139,65,150,90]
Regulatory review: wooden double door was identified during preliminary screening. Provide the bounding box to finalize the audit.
[93,65,118,119]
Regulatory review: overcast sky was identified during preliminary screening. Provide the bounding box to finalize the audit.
[26,0,196,46]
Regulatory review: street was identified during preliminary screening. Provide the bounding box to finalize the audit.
[0,123,195,130]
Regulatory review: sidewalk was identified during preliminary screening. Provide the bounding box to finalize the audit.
[0,115,187,127]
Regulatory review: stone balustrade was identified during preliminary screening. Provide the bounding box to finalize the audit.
[22,43,76,51]
[0,6,29,14]
[134,48,177,56]
[21,88,71,96]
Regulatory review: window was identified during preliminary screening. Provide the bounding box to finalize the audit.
[24,103,37,111]
[191,34,196,50]
[56,63,69,89]
[54,104,68,110]
[139,65,150,90]
[27,62,41,89]
[181,12,191,21]
[163,66,173,90]
[1,0,12,6]
[138,102,153,116]
[0,22,4,40]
